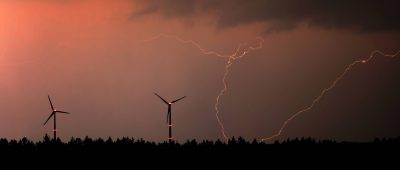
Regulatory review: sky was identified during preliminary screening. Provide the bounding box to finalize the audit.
[0,0,399,142]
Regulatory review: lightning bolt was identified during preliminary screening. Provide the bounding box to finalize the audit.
[261,50,400,142]
[142,34,229,58]
[142,34,264,141]
[141,36,398,142]
[214,39,264,141]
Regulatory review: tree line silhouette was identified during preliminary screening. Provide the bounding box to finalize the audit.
[1,135,399,165]
[1,135,400,149]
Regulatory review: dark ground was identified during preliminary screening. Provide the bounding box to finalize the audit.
[1,136,399,168]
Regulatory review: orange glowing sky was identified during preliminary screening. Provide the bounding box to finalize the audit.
[0,0,399,142]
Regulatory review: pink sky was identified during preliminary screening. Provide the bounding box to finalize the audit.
[0,0,399,142]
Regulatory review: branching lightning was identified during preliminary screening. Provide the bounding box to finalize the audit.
[142,34,264,141]
[142,34,399,143]
[260,50,400,142]
[214,38,264,141]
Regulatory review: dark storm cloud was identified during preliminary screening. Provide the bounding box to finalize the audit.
[132,0,400,32]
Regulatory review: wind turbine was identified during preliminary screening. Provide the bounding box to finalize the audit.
[43,95,70,141]
[154,93,186,143]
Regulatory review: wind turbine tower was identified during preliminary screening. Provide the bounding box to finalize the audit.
[154,93,186,143]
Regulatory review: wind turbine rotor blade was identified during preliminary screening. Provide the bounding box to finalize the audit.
[172,96,186,103]
[43,112,55,126]
[56,111,70,114]
[48,95,54,110]
[154,93,169,104]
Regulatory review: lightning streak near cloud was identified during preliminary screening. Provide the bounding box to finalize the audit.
[261,50,400,142]
[142,34,264,141]
[143,35,398,143]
